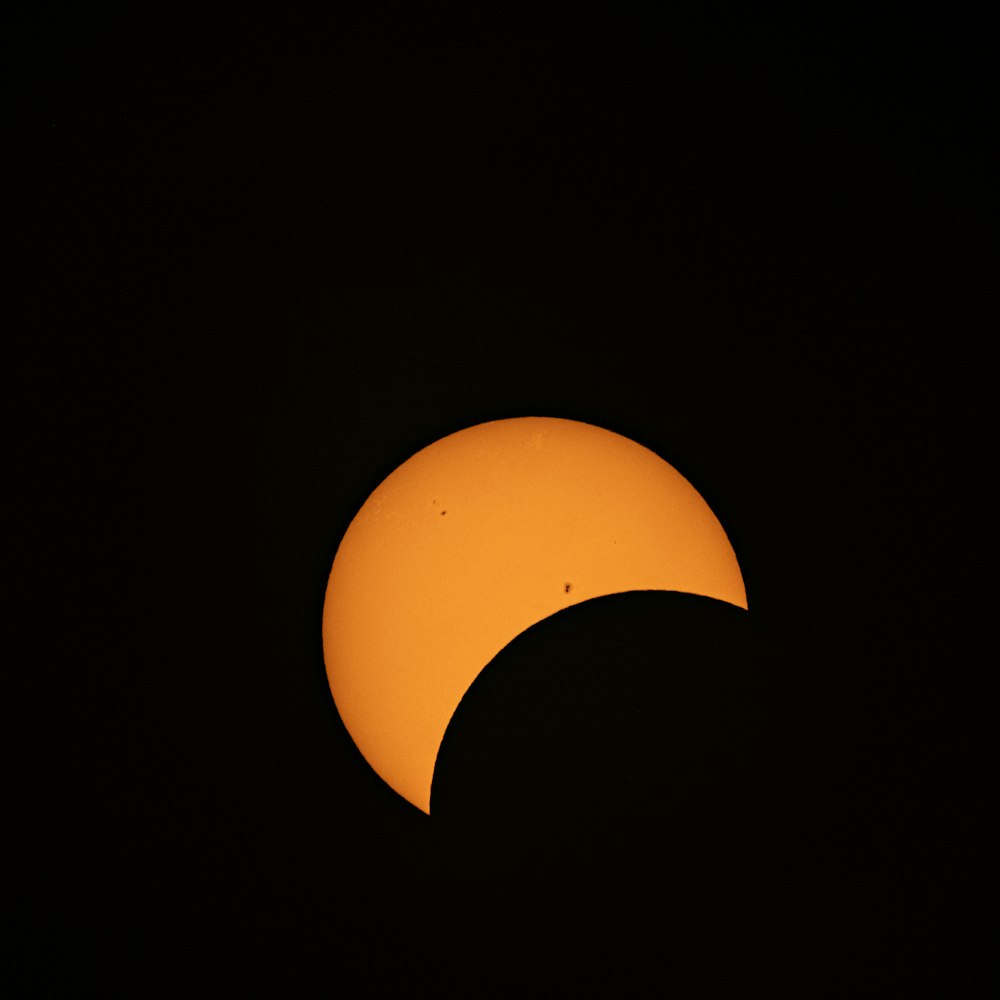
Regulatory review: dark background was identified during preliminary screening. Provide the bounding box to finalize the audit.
[17,9,988,994]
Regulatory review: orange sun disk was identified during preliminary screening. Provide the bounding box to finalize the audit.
[322,417,746,813]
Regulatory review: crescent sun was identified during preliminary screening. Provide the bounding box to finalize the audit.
[322,416,747,813]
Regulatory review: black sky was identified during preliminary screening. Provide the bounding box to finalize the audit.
[16,10,988,995]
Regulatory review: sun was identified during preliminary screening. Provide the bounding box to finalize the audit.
[323,417,746,813]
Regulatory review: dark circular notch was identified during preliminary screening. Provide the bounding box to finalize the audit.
[431,591,768,837]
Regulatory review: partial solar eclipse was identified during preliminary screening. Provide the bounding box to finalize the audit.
[322,417,747,813]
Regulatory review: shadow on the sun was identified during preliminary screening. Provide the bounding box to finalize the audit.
[431,590,765,846]
[423,591,866,987]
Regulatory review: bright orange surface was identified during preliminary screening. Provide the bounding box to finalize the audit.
[322,417,746,813]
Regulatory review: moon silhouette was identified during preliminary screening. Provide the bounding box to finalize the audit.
[322,417,747,813]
